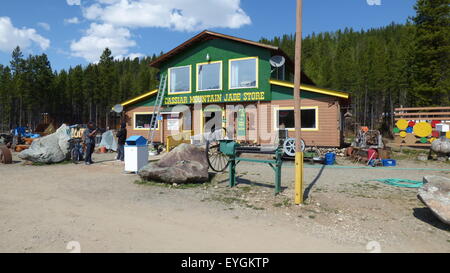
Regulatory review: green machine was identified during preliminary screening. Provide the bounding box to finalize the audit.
[207,139,283,195]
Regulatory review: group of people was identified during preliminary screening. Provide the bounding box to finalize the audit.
[82,122,127,165]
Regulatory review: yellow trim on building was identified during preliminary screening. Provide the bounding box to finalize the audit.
[119,76,349,109]
[273,106,319,132]
[120,89,158,107]
[168,65,192,95]
[228,56,259,90]
[269,79,350,99]
[133,112,161,131]
[196,60,223,92]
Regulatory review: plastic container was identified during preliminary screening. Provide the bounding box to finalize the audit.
[324,152,336,165]
[125,136,148,173]
[367,149,378,160]
[382,159,396,167]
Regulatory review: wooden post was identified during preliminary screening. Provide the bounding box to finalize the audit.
[294,0,304,205]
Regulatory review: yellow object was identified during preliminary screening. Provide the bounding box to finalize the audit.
[269,79,350,99]
[399,131,407,138]
[166,131,193,152]
[429,137,436,143]
[396,119,409,130]
[413,122,432,138]
[446,131,450,139]
[119,89,158,107]
[294,152,304,205]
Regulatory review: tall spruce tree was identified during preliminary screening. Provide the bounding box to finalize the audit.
[412,0,450,106]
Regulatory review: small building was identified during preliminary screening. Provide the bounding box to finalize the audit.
[119,30,350,147]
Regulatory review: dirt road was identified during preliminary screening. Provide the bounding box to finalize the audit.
[0,152,449,253]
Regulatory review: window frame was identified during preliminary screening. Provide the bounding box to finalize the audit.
[228,57,259,90]
[168,65,192,95]
[273,106,319,132]
[133,112,160,130]
[196,61,223,92]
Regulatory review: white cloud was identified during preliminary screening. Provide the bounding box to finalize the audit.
[82,0,251,31]
[70,23,140,62]
[37,22,51,31]
[115,53,144,60]
[69,0,251,62]
[0,17,50,53]
[64,17,81,24]
[67,0,81,6]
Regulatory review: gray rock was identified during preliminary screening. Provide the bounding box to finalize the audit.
[431,137,450,154]
[18,124,71,163]
[437,156,448,162]
[418,175,450,225]
[417,154,428,161]
[139,143,209,184]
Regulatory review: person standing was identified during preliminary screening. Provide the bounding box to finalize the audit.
[83,122,98,165]
[116,122,127,162]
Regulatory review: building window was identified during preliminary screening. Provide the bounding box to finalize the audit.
[276,108,318,130]
[229,57,258,89]
[168,65,191,94]
[134,113,159,130]
[197,61,222,91]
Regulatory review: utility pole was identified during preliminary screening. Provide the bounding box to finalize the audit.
[294,0,304,205]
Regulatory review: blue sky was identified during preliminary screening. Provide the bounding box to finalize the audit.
[0,0,417,71]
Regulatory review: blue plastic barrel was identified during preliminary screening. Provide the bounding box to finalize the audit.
[324,152,336,165]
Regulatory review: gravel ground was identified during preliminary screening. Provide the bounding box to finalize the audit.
[0,151,449,253]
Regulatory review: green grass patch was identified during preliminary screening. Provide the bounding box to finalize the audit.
[134,179,210,189]
[238,186,252,193]
[32,160,72,166]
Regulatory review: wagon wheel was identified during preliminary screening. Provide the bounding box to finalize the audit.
[283,138,306,157]
[206,140,230,172]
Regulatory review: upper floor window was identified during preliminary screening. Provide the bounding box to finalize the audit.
[229,57,258,89]
[197,61,222,91]
[168,65,191,94]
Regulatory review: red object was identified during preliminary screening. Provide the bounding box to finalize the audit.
[368,149,378,160]
[408,121,416,127]
[100,146,107,153]
[432,131,440,138]
[431,120,441,128]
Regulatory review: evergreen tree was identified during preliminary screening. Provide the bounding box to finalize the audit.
[411,0,450,106]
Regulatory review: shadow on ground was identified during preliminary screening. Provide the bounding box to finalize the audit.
[413,207,450,231]
[303,165,326,201]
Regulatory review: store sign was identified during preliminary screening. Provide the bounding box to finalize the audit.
[164,91,266,105]
[237,108,246,137]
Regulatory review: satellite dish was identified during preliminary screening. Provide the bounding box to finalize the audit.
[270,55,285,68]
[113,104,124,113]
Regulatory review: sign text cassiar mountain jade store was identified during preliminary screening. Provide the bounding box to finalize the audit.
[164,91,266,105]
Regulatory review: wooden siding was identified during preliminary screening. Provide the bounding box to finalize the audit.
[125,97,342,147]
[268,98,341,147]
[124,105,163,143]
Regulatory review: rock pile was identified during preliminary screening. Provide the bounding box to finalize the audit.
[418,175,450,226]
[139,144,209,184]
[18,124,71,164]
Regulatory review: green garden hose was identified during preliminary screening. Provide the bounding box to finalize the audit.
[366,178,423,188]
